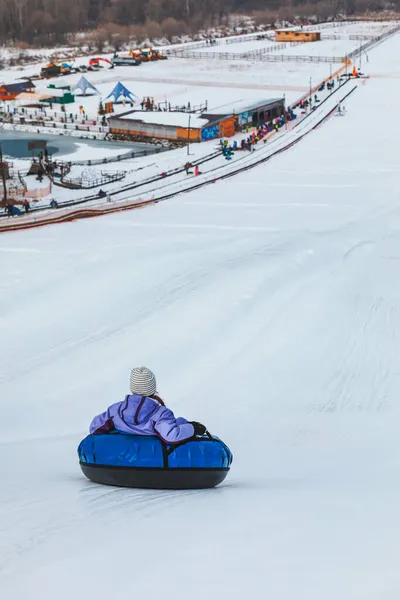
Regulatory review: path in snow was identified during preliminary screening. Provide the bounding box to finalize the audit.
[89,72,310,92]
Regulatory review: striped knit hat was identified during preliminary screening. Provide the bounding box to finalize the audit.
[130,366,157,396]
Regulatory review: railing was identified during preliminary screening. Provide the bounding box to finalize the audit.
[321,33,376,40]
[60,170,126,190]
[241,41,301,57]
[23,182,52,199]
[156,100,208,113]
[256,54,345,63]
[171,50,345,63]
[70,146,166,166]
[302,20,359,30]
[165,23,400,65]
[224,32,275,44]
[346,23,400,59]
[162,31,274,54]
[18,171,27,190]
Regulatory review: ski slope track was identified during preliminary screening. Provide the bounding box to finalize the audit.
[2,31,400,600]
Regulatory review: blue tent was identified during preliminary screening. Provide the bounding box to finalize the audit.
[105,82,137,103]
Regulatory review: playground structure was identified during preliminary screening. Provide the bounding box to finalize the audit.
[0,155,53,208]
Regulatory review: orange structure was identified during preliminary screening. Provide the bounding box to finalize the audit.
[275,30,321,42]
[109,98,285,142]
[0,80,35,101]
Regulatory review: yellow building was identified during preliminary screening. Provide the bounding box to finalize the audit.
[275,30,321,42]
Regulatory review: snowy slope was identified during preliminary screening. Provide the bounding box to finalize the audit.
[1,32,400,600]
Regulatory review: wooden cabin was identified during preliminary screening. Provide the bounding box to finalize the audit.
[275,30,321,42]
[0,80,35,101]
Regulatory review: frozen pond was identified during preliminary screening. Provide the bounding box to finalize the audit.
[0,131,162,160]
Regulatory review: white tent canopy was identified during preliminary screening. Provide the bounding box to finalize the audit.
[72,76,99,96]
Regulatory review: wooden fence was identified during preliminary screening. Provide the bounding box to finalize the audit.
[163,23,400,65]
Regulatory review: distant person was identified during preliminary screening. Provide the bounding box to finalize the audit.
[184,162,193,175]
[89,366,207,443]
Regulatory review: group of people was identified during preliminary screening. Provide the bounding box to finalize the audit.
[184,162,201,176]
[4,199,30,217]
[239,113,294,151]
[140,97,156,111]
[98,189,112,202]
[293,77,339,113]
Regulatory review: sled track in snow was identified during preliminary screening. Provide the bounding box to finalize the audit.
[0,84,357,234]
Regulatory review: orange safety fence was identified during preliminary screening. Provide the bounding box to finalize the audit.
[290,58,352,109]
[23,183,52,199]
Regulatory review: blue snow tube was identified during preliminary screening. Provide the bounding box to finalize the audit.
[78,431,233,490]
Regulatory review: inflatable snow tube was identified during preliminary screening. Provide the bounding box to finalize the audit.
[78,431,233,490]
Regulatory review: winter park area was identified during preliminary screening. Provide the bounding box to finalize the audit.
[2,16,400,600]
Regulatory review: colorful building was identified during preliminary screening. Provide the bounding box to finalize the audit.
[108,98,285,143]
[40,85,75,105]
[0,80,35,101]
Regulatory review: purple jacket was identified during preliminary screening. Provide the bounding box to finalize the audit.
[89,394,195,444]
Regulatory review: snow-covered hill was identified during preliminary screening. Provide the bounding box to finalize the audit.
[1,30,400,600]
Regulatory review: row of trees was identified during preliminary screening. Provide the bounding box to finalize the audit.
[0,0,398,46]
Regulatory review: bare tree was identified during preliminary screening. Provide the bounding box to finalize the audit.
[145,19,163,41]
[161,17,186,41]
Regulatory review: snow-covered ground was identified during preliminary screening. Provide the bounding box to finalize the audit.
[1,27,400,600]
[2,20,396,122]
[281,38,357,57]
[197,38,278,54]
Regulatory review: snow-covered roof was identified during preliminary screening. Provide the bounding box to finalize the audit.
[16,92,53,104]
[205,98,284,117]
[116,111,209,129]
[37,87,69,98]
[275,27,302,32]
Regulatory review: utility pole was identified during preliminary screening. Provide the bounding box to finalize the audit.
[283,93,287,130]
[187,113,191,156]
[0,144,7,206]
[309,77,312,112]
